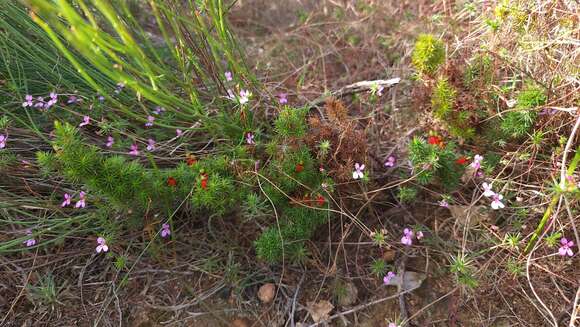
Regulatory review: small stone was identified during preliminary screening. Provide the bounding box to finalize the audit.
[337,282,358,306]
[258,283,276,304]
[231,318,249,327]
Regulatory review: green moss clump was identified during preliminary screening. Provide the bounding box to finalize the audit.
[412,34,445,75]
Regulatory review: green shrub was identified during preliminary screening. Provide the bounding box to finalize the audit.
[408,137,464,190]
[432,78,456,120]
[431,78,476,140]
[40,121,241,219]
[412,34,445,75]
[500,85,546,138]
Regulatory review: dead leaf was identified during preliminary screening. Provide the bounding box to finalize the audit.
[382,249,396,262]
[384,271,426,291]
[448,205,490,227]
[307,300,334,323]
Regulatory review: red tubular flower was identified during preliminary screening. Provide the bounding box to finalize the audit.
[428,135,443,146]
[295,163,304,173]
[200,174,208,189]
[186,154,197,166]
[456,156,468,165]
[316,195,326,206]
[167,177,177,187]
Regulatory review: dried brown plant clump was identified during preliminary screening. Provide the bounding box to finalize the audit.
[306,99,367,181]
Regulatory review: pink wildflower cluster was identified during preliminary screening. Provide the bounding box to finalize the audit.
[481,182,505,209]
[401,227,424,246]
[61,191,87,208]
[383,271,396,284]
[23,92,58,110]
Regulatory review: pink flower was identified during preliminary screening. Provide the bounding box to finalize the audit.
[0,134,6,149]
[153,106,165,115]
[114,82,125,94]
[45,92,58,109]
[161,223,171,238]
[146,138,156,151]
[75,191,86,208]
[96,237,109,253]
[471,154,483,170]
[490,193,505,210]
[383,271,396,285]
[105,136,114,148]
[225,71,233,81]
[79,115,90,127]
[67,95,79,104]
[239,89,251,104]
[176,129,183,137]
[226,89,235,100]
[33,97,45,108]
[145,115,155,127]
[377,85,384,97]
[245,132,255,145]
[353,163,365,179]
[482,182,495,197]
[416,231,424,240]
[384,155,396,168]
[22,95,34,107]
[278,93,288,104]
[558,237,574,257]
[438,199,449,208]
[388,323,399,327]
[129,144,139,156]
[61,193,72,207]
[401,228,413,246]
[23,229,36,247]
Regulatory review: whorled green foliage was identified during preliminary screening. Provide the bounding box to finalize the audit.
[408,137,464,190]
[432,77,456,120]
[501,85,546,138]
[432,78,475,140]
[274,107,308,138]
[254,108,330,263]
[412,34,445,75]
[40,121,241,217]
[255,207,327,263]
[464,54,494,87]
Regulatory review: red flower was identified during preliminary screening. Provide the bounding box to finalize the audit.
[456,156,468,165]
[200,174,208,189]
[167,177,177,187]
[186,154,197,166]
[295,163,304,173]
[316,195,326,206]
[428,135,443,146]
